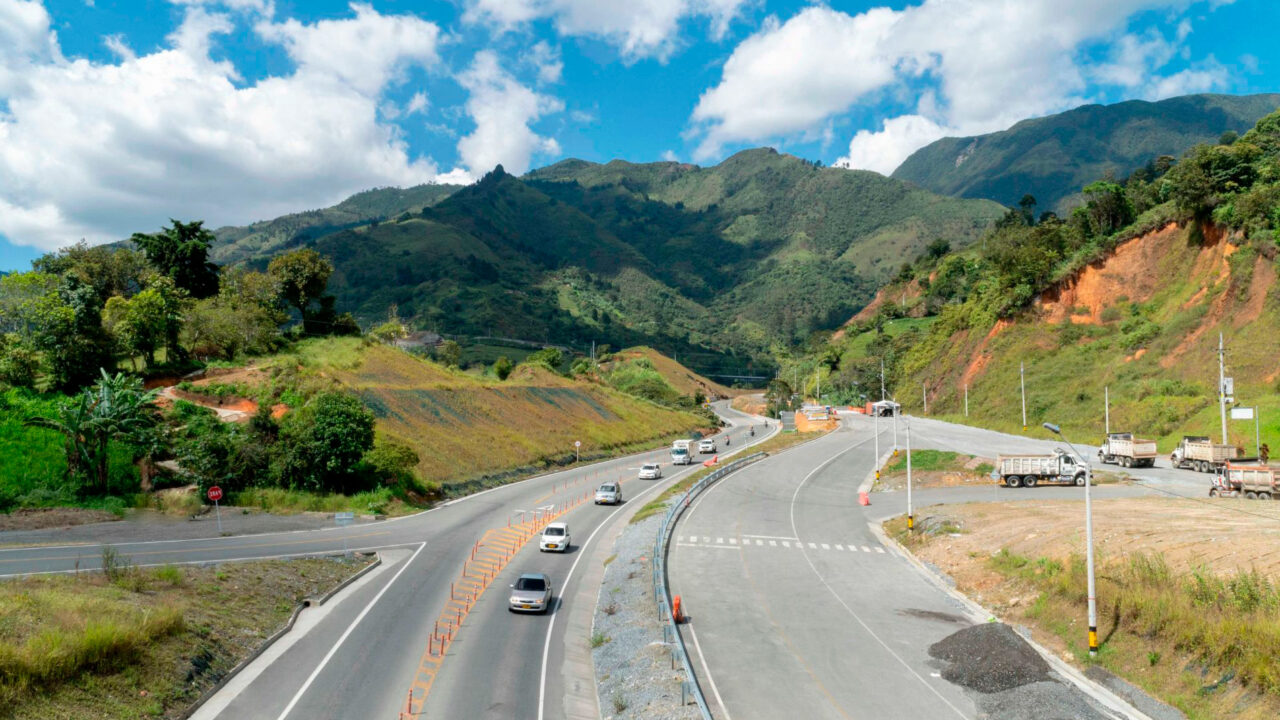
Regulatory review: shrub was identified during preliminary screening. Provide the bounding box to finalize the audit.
[277,392,375,494]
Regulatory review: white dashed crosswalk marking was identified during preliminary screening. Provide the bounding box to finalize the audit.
[676,535,887,557]
[769,540,777,547]
[875,547,885,554]
[728,538,737,545]
[821,543,830,550]
[861,546,871,553]
[781,541,790,548]
[807,542,818,549]
[835,545,844,551]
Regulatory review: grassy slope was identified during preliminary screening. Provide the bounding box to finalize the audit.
[892,93,1280,213]
[884,221,1280,453]
[603,346,734,398]
[321,340,706,485]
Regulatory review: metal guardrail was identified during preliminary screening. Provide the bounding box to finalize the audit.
[652,452,767,719]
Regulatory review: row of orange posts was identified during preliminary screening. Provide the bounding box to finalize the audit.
[398,487,594,719]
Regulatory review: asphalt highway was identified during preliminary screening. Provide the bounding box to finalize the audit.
[668,412,1155,720]
[0,401,772,720]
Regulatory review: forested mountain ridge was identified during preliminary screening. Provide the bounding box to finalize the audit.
[212,148,1006,370]
[892,93,1280,214]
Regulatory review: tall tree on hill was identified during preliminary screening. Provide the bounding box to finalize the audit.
[267,248,358,336]
[131,220,220,299]
[31,275,115,390]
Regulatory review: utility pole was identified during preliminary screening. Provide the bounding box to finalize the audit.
[893,402,899,456]
[906,419,914,532]
[816,369,821,404]
[1218,333,1229,445]
[1020,362,1027,431]
[874,408,880,481]
[880,359,886,402]
[1104,386,1110,435]
[964,383,969,417]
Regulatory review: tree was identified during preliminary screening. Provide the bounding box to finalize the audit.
[30,275,114,391]
[104,287,168,367]
[182,268,286,359]
[130,220,220,299]
[277,392,375,493]
[0,333,39,388]
[493,355,514,380]
[25,370,160,494]
[1018,194,1037,224]
[33,242,150,302]
[435,340,461,368]
[268,248,333,317]
[1082,181,1135,236]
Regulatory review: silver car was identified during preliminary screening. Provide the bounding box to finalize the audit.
[595,483,622,505]
[509,573,553,614]
[638,463,662,480]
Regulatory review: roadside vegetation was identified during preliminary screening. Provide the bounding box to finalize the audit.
[0,218,715,522]
[0,552,371,719]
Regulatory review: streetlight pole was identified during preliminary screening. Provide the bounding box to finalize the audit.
[1218,334,1229,445]
[880,358,886,402]
[906,419,913,532]
[1104,386,1110,435]
[893,402,899,456]
[1044,422,1097,657]
[1020,362,1027,431]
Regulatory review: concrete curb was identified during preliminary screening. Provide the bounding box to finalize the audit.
[868,520,1155,720]
[177,553,382,720]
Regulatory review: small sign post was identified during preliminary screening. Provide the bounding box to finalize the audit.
[575,440,581,463]
[335,511,355,556]
[207,486,223,535]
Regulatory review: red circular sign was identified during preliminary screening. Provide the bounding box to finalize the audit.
[207,486,223,502]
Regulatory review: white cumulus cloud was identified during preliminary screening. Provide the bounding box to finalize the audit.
[464,0,750,61]
[0,1,456,252]
[691,0,1232,172]
[449,50,564,180]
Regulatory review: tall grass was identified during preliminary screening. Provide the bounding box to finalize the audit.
[990,549,1280,695]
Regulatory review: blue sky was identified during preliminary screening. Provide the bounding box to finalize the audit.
[1,0,1277,270]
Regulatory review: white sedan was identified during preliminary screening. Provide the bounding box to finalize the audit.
[638,463,662,480]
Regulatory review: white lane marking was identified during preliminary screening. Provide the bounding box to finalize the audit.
[728,538,738,545]
[716,538,724,545]
[781,541,790,548]
[676,543,739,550]
[742,534,798,540]
[874,547,885,554]
[703,537,711,544]
[821,544,830,550]
[861,546,871,553]
[190,552,401,719]
[688,623,733,720]
[275,542,426,720]
[789,444,967,719]
[538,410,776,720]
[755,540,764,547]
[769,540,777,547]
[688,536,697,543]
[807,542,818,549]
[835,545,844,551]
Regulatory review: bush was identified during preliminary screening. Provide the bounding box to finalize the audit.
[493,356,514,380]
[277,392,375,494]
[362,436,420,484]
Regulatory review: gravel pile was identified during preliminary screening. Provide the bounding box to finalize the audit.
[929,623,1114,719]
[591,510,699,720]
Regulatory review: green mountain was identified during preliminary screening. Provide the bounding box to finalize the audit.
[802,107,1280,451]
[892,93,1280,214]
[211,183,461,265]
[212,149,1004,374]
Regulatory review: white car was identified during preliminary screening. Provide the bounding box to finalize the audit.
[698,439,716,454]
[638,463,662,480]
[595,483,623,504]
[539,522,570,552]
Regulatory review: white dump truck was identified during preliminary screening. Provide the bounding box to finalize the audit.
[1171,436,1240,473]
[1211,463,1280,500]
[995,449,1088,488]
[671,440,692,465]
[1097,433,1157,468]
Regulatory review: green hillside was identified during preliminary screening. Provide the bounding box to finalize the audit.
[213,150,1005,373]
[893,93,1280,214]
[803,107,1280,453]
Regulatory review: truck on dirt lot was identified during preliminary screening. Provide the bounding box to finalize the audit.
[1211,463,1280,500]
[1097,433,1157,468]
[1171,436,1240,473]
[995,450,1088,488]
[671,440,692,465]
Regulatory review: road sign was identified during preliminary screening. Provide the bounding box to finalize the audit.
[207,486,223,502]
[575,441,581,447]
[1223,377,1234,396]
[1231,406,1255,420]
[334,511,355,527]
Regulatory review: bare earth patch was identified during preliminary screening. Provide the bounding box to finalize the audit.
[0,507,119,532]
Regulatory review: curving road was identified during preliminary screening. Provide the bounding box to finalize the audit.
[0,402,773,720]
[668,412,1159,720]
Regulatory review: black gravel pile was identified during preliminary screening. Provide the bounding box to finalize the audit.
[929,623,1051,693]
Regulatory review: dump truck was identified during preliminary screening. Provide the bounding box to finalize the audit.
[1097,433,1157,468]
[1210,463,1280,500]
[1171,436,1240,473]
[671,440,692,465]
[995,449,1088,488]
